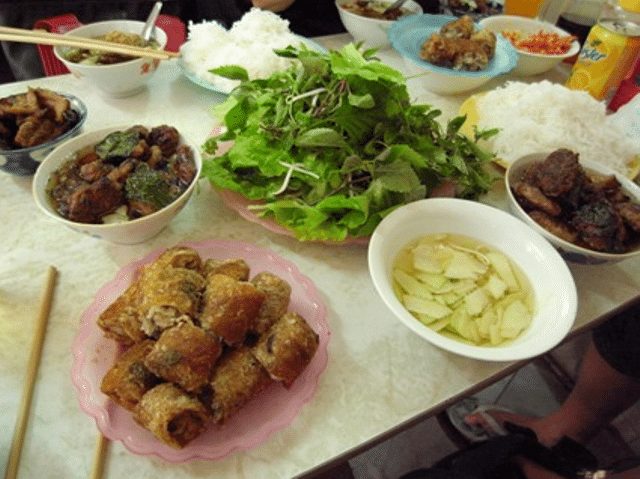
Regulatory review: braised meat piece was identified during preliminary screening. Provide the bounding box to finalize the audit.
[617,202,640,232]
[536,148,581,198]
[571,200,626,253]
[513,182,561,217]
[14,117,66,148]
[67,176,124,223]
[33,88,69,122]
[529,210,578,243]
[172,144,197,185]
[149,125,179,156]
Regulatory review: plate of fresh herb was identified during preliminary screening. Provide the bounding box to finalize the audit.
[202,43,499,242]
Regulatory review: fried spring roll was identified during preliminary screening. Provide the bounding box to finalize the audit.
[253,312,319,388]
[100,340,159,411]
[138,267,206,338]
[204,258,250,281]
[250,272,292,335]
[144,323,222,393]
[200,274,265,346]
[209,346,272,424]
[97,281,146,346]
[152,246,202,271]
[134,383,210,449]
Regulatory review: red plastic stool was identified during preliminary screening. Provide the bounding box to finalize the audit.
[33,13,186,77]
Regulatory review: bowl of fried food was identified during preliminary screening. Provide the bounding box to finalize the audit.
[389,14,518,94]
[479,15,580,76]
[335,0,423,48]
[54,20,168,98]
[368,198,577,361]
[32,124,201,244]
[0,88,87,176]
[506,149,640,264]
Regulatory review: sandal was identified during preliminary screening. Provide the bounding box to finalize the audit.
[446,397,514,443]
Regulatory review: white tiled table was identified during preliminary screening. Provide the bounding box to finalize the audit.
[1,34,638,479]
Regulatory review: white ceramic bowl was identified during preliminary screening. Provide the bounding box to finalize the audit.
[389,14,518,95]
[505,153,640,265]
[368,198,577,362]
[32,126,201,244]
[54,20,168,98]
[335,0,423,48]
[479,15,580,76]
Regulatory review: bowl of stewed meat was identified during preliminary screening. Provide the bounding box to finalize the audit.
[506,149,640,264]
[32,124,201,244]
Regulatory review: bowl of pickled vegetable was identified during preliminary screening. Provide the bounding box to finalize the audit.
[32,124,201,244]
[53,20,168,98]
[368,198,577,361]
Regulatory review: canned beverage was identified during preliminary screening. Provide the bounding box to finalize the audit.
[566,20,640,100]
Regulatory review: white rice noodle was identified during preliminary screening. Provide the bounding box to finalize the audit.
[181,9,302,92]
[475,80,638,176]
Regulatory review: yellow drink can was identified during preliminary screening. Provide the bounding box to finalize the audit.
[566,22,640,100]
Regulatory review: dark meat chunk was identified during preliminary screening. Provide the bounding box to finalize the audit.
[529,210,578,244]
[80,160,113,182]
[617,202,640,232]
[149,125,180,156]
[172,144,197,186]
[14,117,65,147]
[571,200,625,252]
[67,176,124,223]
[513,182,561,217]
[537,149,581,198]
[126,125,149,141]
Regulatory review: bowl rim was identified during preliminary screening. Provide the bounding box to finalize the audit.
[0,93,88,155]
[367,197,577,362]
[53,19,168,69]
[479,14,580,59]
[505,152,640,260]
[389,13,519,78]
[32,124,202,230]
[335,0,424,23]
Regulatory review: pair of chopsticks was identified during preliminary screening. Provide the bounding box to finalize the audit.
[0,25,179,61]
[4,267,109,479]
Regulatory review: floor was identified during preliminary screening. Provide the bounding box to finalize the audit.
[340,330,640,479]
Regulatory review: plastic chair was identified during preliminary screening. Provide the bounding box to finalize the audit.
[33,13,186,77]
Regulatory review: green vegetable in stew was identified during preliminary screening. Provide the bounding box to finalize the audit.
[96,130,140,163]
[202,43,499,242]
[125,163,178,209]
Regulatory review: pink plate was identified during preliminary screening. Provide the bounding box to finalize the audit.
[210,128,369,246]
[71,240,330,462]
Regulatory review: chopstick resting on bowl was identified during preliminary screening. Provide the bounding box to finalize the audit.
[0,26,179,61]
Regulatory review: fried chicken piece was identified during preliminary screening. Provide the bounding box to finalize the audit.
[33,88,69,123]
[451,39,490,71]
[537,149,582,198]
[441,15,474,39]
[0,89,39,116]
[529,210,578,244]
[14,117,65,147]
[420,33,456,67]
[513,182,561,217]
[617,202,640,232]
[571,200,625,252]
[470,29,496,59]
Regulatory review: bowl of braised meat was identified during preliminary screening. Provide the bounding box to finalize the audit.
[32,124,201,244]
[0,88,87,176]
[506,149,640,264]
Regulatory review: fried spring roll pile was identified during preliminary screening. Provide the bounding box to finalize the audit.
[96,246,319,448]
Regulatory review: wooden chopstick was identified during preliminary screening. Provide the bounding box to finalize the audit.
[0,26,178,60]
[90,433,109,479]
[4,266,58,479]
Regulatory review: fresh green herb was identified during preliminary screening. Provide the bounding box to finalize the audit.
[125,163,177,210]
[202,43,499,241]
[95,130,140,163]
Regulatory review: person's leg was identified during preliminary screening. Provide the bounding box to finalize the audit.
[467,303,640,446]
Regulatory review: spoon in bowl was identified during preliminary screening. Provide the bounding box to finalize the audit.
[141,1,163,42]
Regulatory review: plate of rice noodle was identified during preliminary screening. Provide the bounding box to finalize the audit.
[179,9,326,95]
[458,80,640,179]
[71,240,329,462]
